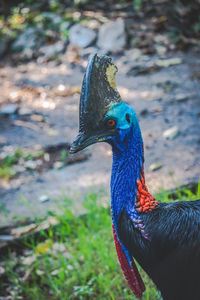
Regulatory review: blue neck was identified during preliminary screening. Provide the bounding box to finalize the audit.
[110,125,144,226]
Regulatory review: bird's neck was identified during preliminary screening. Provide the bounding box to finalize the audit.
[110,127,158,227]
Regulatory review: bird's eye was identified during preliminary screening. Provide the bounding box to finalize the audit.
[105,119,116,129]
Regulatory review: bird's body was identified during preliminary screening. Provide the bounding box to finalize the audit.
[70,54,200,300]
[119,201,200,300]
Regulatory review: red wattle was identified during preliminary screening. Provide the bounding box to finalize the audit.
[112,224,145,298]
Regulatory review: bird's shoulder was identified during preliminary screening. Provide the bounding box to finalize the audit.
[118,200,200,262]
[145,200,200,243]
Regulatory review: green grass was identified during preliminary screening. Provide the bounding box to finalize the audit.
[1,184,200,299]
[0,148,44,180]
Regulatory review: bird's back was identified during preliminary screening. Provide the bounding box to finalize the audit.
[118,200,200,300]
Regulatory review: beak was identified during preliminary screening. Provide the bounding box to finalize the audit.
[69,133,99,154]
[70,132,112,153]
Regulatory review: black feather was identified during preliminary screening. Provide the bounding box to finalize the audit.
[118,200,200,300]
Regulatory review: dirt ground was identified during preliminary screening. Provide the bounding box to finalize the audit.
[0,49,200,226]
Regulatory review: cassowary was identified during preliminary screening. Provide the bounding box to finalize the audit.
[70,54,200,300]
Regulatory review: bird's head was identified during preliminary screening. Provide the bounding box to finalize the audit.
[70,54,141,154]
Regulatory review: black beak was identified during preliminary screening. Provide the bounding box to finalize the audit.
[70,54,121,153]
[70,133,99,154]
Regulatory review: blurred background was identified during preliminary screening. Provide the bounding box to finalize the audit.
[0,1,200,298]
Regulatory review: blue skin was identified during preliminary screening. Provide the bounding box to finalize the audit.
[105,102,144,224]
[104,102,147,264]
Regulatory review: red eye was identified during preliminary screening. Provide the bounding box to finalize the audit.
[106,119,116,128]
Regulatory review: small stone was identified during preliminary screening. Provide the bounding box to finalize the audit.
[129,48,142,61]
[0,266,5,275]
[51,269,60,276]
[149,163,163,171]
[39,195,49,203]
[168,94,189,104]
[39,41,66,58]
[52,242,66,252]
[69,24,96,48]
[154,34,169,46]
[36,269,44,276]
[67,264,73,270]
[151,107,163,114]
[0,104,18,115]
[127,61,158,76]
[42,12,62,26]
[155,45,167,56]
[12,27,44,53]
[31,114,44,122]
[155,58,182,68]
[79,46,98,57]
[53,161,63,169]
[18,158,25,165]
[18,107,32,116]
[24,160,37,170]
[44,153,50,162]
[163,126,179,140]
[36,159,43,166]
[97,18,126,53]
[13,165,26,173]
[22,255,37,266]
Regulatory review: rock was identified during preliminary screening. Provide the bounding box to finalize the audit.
[0,266,5,275]
[18,107,32,116]
[24,160,37,170]
[36,269,45,276]
[97,18,126,53]
[13,165,26,174]
[53,161,63,169]
[0,104,17,115]
[155,45,167,56]
[39,40,66,58]
[12,27,44,57]
[128,57,182,76]
[44,153,50,162]
[163,126,179,140]
[151,106,163,114]
[168,94,190,104]
[149,163,163,171]
[42,12,62,27]
[79,46,98,57]
[30,114,45,122]
[36,159,43,166]
[155,58,182,68]
[22,255,37,266]
[128,61,158,76]
[154,34,169,46]
[39,195,49,203]
[129,48,142,61]
[68,24,96,48]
